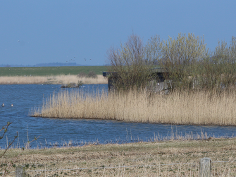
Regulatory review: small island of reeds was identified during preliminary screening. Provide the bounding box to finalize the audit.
[33,88,236,126]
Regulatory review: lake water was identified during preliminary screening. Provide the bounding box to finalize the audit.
[1,84,236,149]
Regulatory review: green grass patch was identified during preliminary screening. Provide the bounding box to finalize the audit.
[0,66,109,76]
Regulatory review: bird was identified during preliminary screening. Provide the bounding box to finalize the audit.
[11,104,13,107]
[2,103,4,107]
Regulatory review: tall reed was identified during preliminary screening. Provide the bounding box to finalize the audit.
[34,89,236,126]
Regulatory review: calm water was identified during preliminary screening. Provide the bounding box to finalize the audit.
[1,84,236,149]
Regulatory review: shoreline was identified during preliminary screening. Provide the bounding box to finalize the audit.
[31,115,236,127]
[0,75,108,85]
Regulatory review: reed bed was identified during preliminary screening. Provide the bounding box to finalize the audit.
[34,89,236,126]
[0,75,107,85]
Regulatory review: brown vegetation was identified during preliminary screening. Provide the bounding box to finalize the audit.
[33,88,236,126]
[1,137,236,176]
[0,75,107,85]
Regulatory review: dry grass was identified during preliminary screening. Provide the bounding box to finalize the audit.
[34,89,236,126]
[1,138,236,176]
[0,75,107,85]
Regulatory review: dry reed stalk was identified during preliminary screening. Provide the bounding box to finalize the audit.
[34,89,236,126]
[0,75,107,85]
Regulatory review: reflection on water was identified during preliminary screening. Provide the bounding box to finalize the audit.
[0,84,236,149]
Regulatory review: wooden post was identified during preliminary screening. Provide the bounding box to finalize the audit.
[199,157,211,177]
[16,165,26,177]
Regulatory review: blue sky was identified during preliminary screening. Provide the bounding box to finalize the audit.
[0,1,235,66]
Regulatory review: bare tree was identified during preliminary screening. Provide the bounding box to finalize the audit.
[0,122,18,158]
[0,122,40,175]
[107,34,158,91]
[0,122,18,175]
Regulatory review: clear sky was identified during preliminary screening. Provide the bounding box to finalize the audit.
[0,0,236,66]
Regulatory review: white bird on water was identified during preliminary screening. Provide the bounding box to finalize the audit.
[2,103,4,107]
[11,104,13,107]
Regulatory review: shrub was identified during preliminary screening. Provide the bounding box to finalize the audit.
[87,71,97,78]
[77,71,97,78]
[77,80,83,87]
[107,34,157,91]
[159,33,209,91]
[77,72,87,78]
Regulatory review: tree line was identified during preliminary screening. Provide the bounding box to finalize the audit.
[107,33,236,92]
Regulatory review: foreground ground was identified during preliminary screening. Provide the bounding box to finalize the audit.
[1,137,236,176]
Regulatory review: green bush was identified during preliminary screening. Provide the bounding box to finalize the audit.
[159,35,236,91]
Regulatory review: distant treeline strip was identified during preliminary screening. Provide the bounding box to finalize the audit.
[0,66,109,76]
